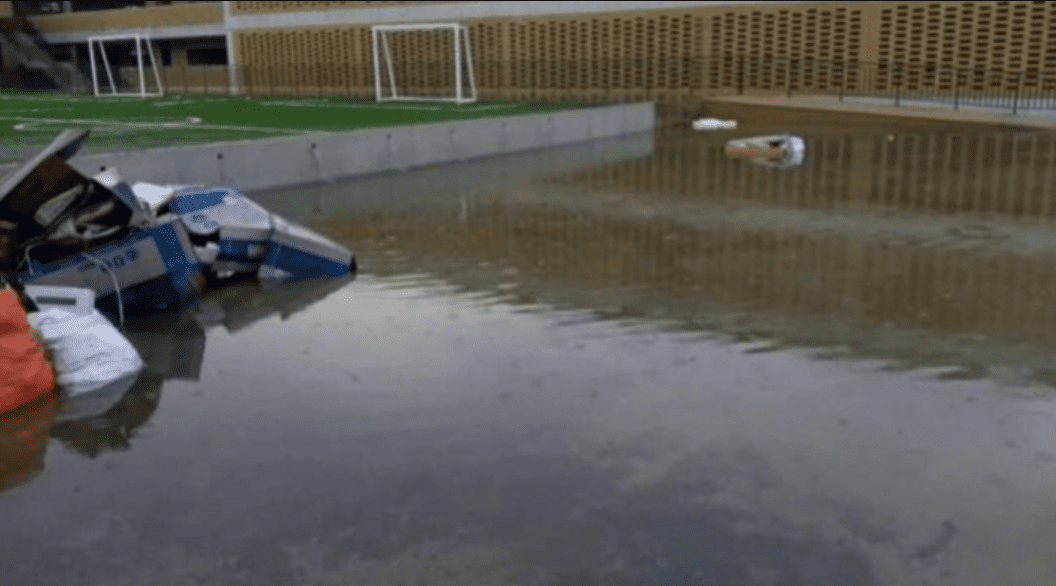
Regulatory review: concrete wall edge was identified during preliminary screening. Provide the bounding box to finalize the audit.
[0,102,655,194]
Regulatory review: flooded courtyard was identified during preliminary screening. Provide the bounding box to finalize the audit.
[3,121,1056,586]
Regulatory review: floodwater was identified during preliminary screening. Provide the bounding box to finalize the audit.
[3,122,1056,586]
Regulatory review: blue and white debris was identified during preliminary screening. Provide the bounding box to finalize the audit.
[0,127,356,324]
[168,187,353,280]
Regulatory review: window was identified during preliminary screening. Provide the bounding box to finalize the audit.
[69,1,146,11]
[13,2,64,15]
[185,38,228,66]
[187,46,227,66]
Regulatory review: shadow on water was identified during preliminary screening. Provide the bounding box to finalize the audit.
[1,275,354,479]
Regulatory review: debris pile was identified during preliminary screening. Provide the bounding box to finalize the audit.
[0,127,356,416]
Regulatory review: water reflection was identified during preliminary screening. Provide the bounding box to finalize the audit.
[50,375,163,459]
[1,275,352,488]
[5,128,1056,585]
[0,393,57,493]
[541,128,1056,218]
[303,128,1056,386]
[194,274,355,334]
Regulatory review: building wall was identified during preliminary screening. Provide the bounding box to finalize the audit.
[229,1,1056,101]
[27,2,223,36]
[875,1,1056,93]
[19,1,1056,101]
[117,63,230,94]
[231,2,874,101]
[230,1,454,14]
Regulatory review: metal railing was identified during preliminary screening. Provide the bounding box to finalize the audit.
[722,56,1056,115]
[12,55,1056,116]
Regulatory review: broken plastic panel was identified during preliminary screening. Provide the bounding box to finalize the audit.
[18,217,205,322]
[166,188,354,280]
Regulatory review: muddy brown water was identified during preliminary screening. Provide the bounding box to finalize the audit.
[2,123,1056,586]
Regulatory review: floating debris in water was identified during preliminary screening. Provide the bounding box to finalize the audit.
[692,117,738,130]
[723,133,806,168]
[0,127,356,324]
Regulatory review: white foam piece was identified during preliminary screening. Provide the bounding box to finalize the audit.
[131,181,185,211]
[692,117,738,130]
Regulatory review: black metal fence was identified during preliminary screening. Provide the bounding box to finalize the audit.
[40,54,1056,115]
[736,56,1056,114]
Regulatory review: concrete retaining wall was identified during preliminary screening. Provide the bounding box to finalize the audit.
[0,102,653,193]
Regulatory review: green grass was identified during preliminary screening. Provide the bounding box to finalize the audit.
[0,93,591,163]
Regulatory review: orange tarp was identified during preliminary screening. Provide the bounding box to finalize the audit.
[0,288,55,414]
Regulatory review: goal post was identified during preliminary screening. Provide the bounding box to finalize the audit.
[87,34,163,98]
[371,23,477,104]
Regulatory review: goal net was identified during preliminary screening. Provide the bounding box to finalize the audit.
[87,34,163,98]
[371,23,477,104]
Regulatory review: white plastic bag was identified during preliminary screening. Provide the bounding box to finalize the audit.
[28,307,145,397]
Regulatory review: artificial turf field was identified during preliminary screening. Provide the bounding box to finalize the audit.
[0,92,588,162]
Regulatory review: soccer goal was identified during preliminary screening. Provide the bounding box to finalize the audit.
[371,23,477,104]
[87,34,163,98]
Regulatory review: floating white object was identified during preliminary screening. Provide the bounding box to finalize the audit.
[782,135,807,167]
[28,304,145,397]
[723,134,807,168]
[692,117,738,130]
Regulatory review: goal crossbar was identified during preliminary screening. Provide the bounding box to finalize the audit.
[371,23,477,104]
[88,34,163,98]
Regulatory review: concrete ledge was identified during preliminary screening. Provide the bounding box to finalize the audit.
[704,95,1055,131]
[0,102,654,194]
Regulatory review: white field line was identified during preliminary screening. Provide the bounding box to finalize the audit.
[0,115,316,135]
[0,94,101,103]
[0,93,518,112]
[210,98,515,111]
[2,103,524,134]
[183,99,515,111]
